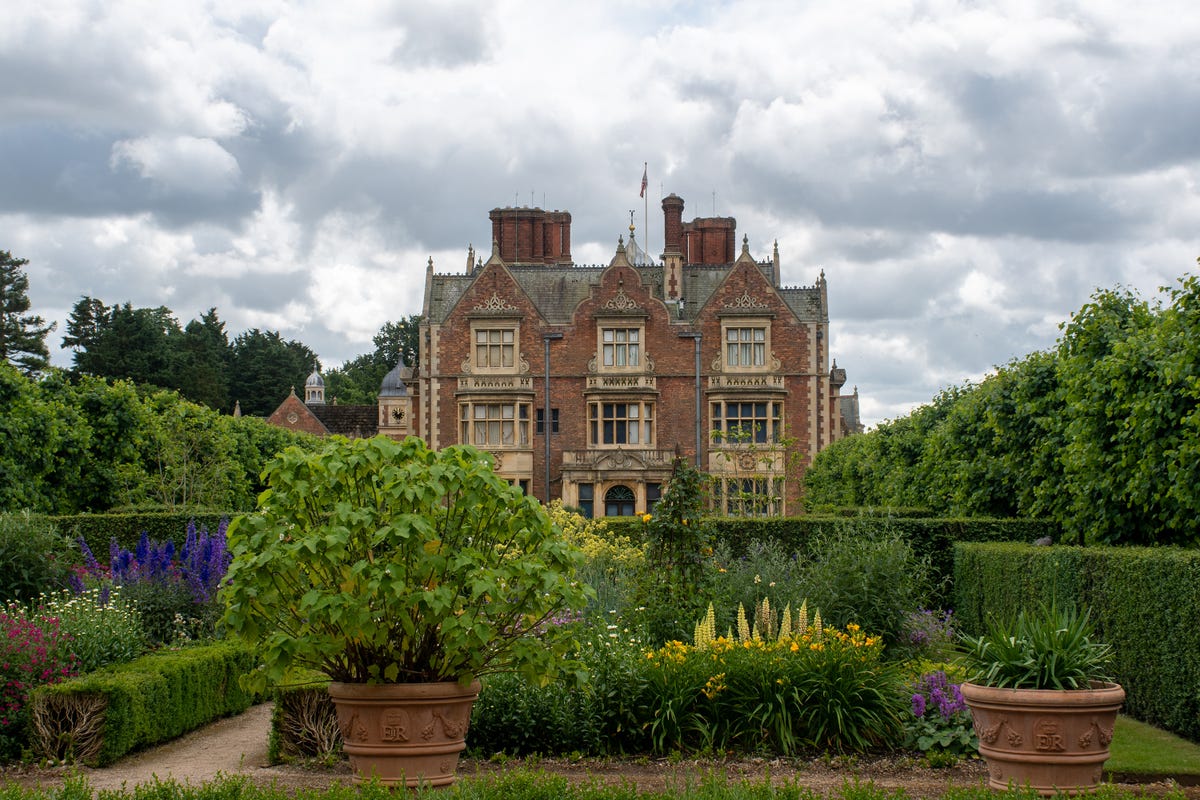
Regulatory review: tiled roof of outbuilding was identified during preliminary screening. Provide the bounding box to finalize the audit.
[309,404,378,438]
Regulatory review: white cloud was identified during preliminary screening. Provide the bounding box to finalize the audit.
[4,0,1200,425]
[110,136,242,195]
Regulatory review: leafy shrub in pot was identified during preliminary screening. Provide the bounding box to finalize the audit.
[220,436,592,786]
[957,604,1123,795]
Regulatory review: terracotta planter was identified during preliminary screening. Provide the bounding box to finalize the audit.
[961,681,1124,796]
[328,680,480,788]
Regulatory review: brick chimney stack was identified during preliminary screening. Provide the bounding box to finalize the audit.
[662,194,685,302]
[488,207,572,265]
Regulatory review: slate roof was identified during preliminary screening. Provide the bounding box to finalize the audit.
[309,404,378,438]
[426,257,825,325]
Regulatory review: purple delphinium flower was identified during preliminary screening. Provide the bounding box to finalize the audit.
[911,693,927,717]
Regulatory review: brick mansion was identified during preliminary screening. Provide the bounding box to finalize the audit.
[270,194,861,517]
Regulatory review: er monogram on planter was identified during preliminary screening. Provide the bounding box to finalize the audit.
[958,604,1124,796]
[220,436,592,787]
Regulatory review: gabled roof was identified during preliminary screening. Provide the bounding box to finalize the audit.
[425,238,827,326]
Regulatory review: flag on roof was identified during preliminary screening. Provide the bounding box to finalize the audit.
[639,163,647,198]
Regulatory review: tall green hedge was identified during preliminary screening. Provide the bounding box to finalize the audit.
[47,510,232,553]
[953,542,1200,742]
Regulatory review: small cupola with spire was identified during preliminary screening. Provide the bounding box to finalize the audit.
[304,364,325,405]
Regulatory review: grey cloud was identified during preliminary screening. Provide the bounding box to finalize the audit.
[385,4,491,68]
[0,123,260,226]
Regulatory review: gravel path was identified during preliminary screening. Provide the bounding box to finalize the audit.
[6,704,1198,799]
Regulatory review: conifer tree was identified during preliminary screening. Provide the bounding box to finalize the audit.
[0,250,55,376]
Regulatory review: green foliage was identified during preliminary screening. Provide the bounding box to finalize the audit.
[469,669,602,756]
[0,250,54,376]
[28,641,257,765]
[608,514,1042,622]
[0,363,315,515]
[807,272,1200,548]
[1056,278,1200,545]
[954,542,1200,740]
[632,458,716,644]
[14,773,1178,800]
[323,316,421,404]
[227,328,318,417]
[708,540,807,637]
[65,299,183,391]
[50,510,229,553]
[958,604,1113,690]
[0,365,89,512]
[30,588,147,673]
[0,604,77,760]
[641,625,904,754]
[469,624,649,756]
[548,501,644,617]
[221,436,593,689]
[798,526,931,650]
[0,511,74,602]
[902,670,977,759]
[175,309,231,412]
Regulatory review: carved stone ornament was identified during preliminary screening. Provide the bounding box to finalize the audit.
[473,291,518,312]
[598,451,646,470]
[602,288,640,311]
[725,290,770,310]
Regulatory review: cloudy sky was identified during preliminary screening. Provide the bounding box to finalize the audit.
[5,1,1199,426]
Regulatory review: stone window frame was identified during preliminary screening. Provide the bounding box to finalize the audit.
[718,315,774,373]
[470,321,520,373]
[710,399,784,446]
[458,399,532,448]
[586,399,655,447]
[598,325,644,371]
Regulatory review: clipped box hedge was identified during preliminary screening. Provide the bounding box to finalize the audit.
[268,672,339,764]
[47,510,232,553]
[953,542,1200,743]
[29,641,258,766]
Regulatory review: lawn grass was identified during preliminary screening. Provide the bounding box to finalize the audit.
[1106,715,1200,777]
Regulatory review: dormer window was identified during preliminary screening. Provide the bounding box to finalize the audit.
[725,326,766,367]
[476,328,515,368]
[602,328,641,368]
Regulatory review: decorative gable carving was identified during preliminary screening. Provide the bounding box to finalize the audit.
[602,288,640,312]
[473,291,518,312]
[725,290,770,311]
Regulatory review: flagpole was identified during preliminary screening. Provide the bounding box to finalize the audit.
[643,162,649,262]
